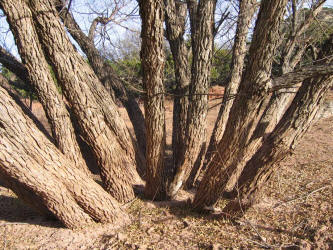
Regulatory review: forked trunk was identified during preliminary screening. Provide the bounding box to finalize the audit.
[0,86,129,229]
[168,0,214,197]
[27,0,141,203]
[223,74,333,216]
[224,33,333,213]
[193,0,288,209]
[139,0,166,200]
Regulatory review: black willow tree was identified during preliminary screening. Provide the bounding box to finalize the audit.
[0,0,332,228]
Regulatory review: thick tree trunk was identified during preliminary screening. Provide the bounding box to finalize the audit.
[0,0,89,174]
[27,0,141,203]
[0,73,51,141]
[223,74,333,216]
[0,86,129,229]
[139,0,166,200]
[168,0,214,197]
[204,0,256,175]
[54,0,147,161]
[165,0,190,175]
[193,0,288,210]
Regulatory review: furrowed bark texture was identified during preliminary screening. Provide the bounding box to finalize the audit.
[193,0,288,209]
[54,0,147,161]
[168,0,214,197]
[252,1,325,141]
[204,0,256,173]
[223,74,333,216]
[0,86,129,229]
[28,0,141,203]
[165,0,190,174]
[0,0,89,174]
[224,33,333,211]
[139,0,166,200]
[0,74,52,141]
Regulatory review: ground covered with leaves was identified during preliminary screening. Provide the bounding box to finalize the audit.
[0,92,332,249]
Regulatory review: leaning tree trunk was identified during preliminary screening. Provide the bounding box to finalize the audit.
[139,0,166,200]
[0,46,31,88]
[251,0,325,141]
[27,0,142,203]
[0,85,129,229]
[0,74,51,141]
[165,0,190,175]
[168,0,214,197]
[204,0,257,175]
[54,0,147,161]
[0,0,89,174]
[193,0,288,210]
[223,73,333,216]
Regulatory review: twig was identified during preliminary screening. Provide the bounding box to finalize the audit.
[274,184,331,208]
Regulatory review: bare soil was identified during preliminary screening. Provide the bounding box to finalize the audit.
[1,88,332,249]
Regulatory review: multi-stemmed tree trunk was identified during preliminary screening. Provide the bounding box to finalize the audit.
[251,0,326,142]
[222,33,333,215]
[193,0,289,209]
[53,0,147,161]
[0,0,332,230]
[27,0,142,203]
[168,0,215,197]
[223,73,333,216]
[0,0,89,174]
[139,0,166,200]
[0,85,129,229]
[204,0,257,176]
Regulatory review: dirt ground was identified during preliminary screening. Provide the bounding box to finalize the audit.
[0,88,332,249]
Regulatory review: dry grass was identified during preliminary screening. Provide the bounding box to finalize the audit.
[0,89,332,249]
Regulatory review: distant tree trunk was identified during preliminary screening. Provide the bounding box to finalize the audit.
[0,86,129,229]
[139,0,166,200]
[0,46,31,87]
[193,0,288,209]
[204,0,256,176]
[168,0,214,197]
[165,0,190,175]
[27,0,141,203]
[0,0,89,174]
[223,73,333,216]
[54,0,147,161]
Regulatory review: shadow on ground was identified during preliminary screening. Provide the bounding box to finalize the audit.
[0,193,62,228]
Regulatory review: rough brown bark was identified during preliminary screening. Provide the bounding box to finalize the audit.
[0,86,129,229]
[193,0,288,210]
[251,0,326,142]
[54,0,147,161]
[28,0,141,203]
[168,0,215,197]
[223,73,333,216]
[0,0,89,174]
[139,0,166,200]
[0,73,51,141]
[165,0,190,175]
[204,0,257,179]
